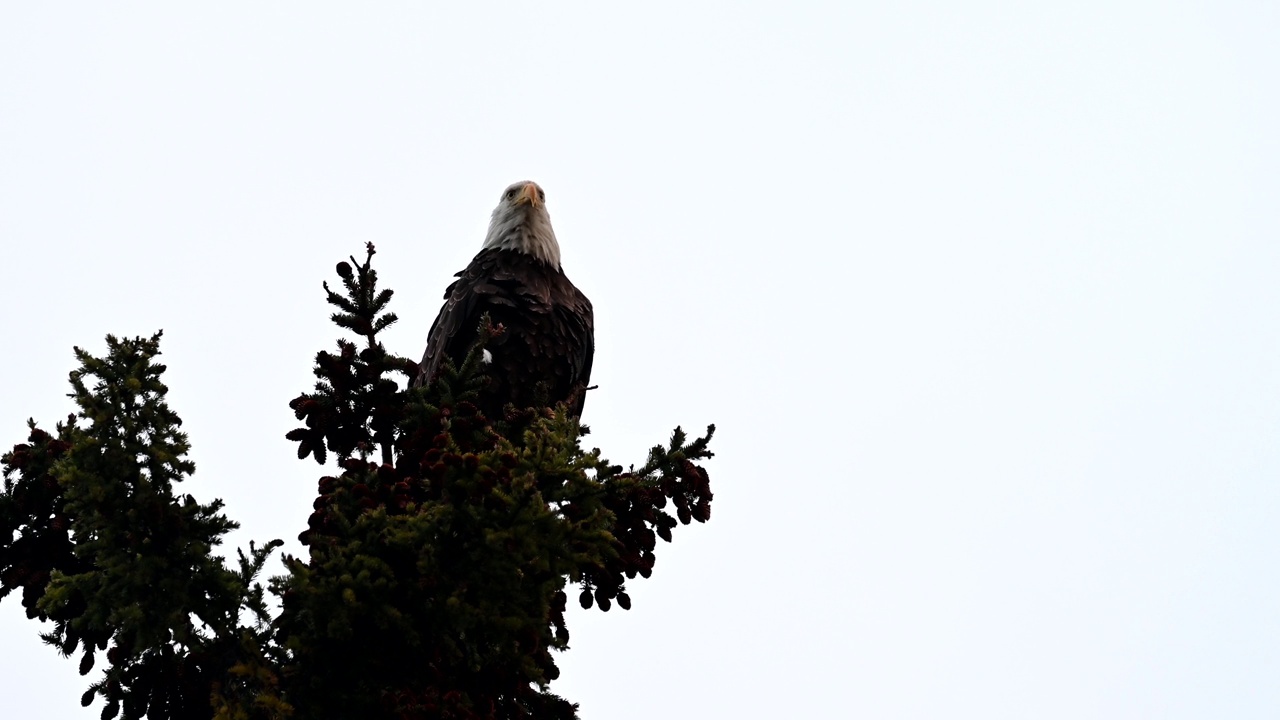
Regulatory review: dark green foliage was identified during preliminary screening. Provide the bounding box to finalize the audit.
[2,243,714,720]
[1,334,286,720]
[286,246,415,467]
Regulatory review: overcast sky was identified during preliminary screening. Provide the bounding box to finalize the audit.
[2,3,1278,718]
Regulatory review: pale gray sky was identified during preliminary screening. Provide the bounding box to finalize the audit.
[2,3,1277,718]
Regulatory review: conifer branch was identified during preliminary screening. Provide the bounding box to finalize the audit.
[2,335,284,719]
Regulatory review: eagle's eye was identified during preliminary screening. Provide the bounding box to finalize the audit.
[537,188,546,202]
[505,189,517,200]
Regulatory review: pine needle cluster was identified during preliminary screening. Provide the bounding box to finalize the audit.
[1,243,715,720]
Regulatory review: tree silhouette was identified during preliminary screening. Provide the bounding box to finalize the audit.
[1,244,714,719]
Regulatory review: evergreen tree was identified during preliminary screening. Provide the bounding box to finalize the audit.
[1,243,714,719]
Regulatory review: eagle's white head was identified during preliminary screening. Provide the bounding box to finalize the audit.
[480,180,561,267]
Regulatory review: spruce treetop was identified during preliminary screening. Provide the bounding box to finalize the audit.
[2,244,715,720]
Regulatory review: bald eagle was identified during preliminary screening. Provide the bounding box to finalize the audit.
[413,181,595,418]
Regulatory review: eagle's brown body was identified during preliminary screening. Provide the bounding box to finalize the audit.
[414,244,594,417]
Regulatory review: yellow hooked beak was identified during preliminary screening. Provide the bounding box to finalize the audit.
[516,182,542,208]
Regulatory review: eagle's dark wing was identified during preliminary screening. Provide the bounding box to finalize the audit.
[413,250,516,388]
[414,248,595,416]
[555,286,594,416]
[505,256,594,414]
